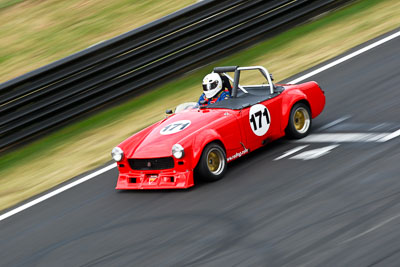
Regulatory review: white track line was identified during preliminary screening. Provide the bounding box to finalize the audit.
[289,30,400,84]
[1,30,400,222]
[378,129,400,142]
[0,164,116,222]
[290,144,339,160]
[296,133,391,143]
[274,145,309,161]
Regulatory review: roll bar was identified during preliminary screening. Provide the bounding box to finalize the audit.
[213,66,238,73]
[212,65,275,97]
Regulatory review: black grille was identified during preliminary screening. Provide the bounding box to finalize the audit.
[128,157,175,170]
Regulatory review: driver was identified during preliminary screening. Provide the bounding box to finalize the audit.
[198,73,231,106]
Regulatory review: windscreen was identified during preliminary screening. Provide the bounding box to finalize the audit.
[174,102,199,113]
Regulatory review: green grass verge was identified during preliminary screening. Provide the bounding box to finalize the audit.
[0,0,197,82]
[0,0,24,10]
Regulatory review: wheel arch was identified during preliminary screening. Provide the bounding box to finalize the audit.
[295,99,311,113]
[282,97,311,132]
[191,129,226,169]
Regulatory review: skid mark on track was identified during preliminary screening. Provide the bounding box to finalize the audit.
[13,212,248,267]
[342,213,400,243]
[317,115,352,131]
[278,191,400,265]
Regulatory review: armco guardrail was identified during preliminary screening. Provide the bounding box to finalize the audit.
[0,0,351,151]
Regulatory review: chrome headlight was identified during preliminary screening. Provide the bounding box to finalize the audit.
[172,144,184,159]
[111,147,124,162]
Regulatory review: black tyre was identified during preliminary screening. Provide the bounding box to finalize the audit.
[196,143,227,182]
[286,103,312,139]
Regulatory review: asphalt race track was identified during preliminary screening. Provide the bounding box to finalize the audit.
[1,29,400,266]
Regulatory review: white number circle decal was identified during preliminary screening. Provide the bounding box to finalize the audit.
[160,120,191,135]
[249,104,271,136]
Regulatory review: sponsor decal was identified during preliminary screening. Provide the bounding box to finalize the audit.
[227,148,249,162]
[160,120,191,135]
[249,104,271,136]
[149,175,158,183]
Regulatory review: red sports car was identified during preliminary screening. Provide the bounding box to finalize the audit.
[112,66,325,189]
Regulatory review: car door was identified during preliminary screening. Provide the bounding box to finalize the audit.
[239,96,282,151]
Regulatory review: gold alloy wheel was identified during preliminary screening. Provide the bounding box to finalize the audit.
[207,148,225,175]
[293,107,310,134]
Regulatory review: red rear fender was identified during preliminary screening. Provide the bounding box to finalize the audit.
[281,82,325,131]
[304,81,325,118]
[281,89,307,131]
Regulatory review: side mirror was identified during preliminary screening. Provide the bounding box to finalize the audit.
[270,74,274,81]
[165,109,173,115]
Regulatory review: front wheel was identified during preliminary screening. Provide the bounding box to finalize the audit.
[196,143,227,182]
[286,103,312,139]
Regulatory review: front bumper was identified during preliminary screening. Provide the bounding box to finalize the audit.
[115,170,194,189]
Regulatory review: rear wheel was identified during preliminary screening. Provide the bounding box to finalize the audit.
[196,143,227,182]
[286,103,312,139]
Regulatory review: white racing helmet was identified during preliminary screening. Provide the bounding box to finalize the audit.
[202,73,222,99]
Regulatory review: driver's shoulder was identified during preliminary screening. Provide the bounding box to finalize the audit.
[219,90,230,99]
